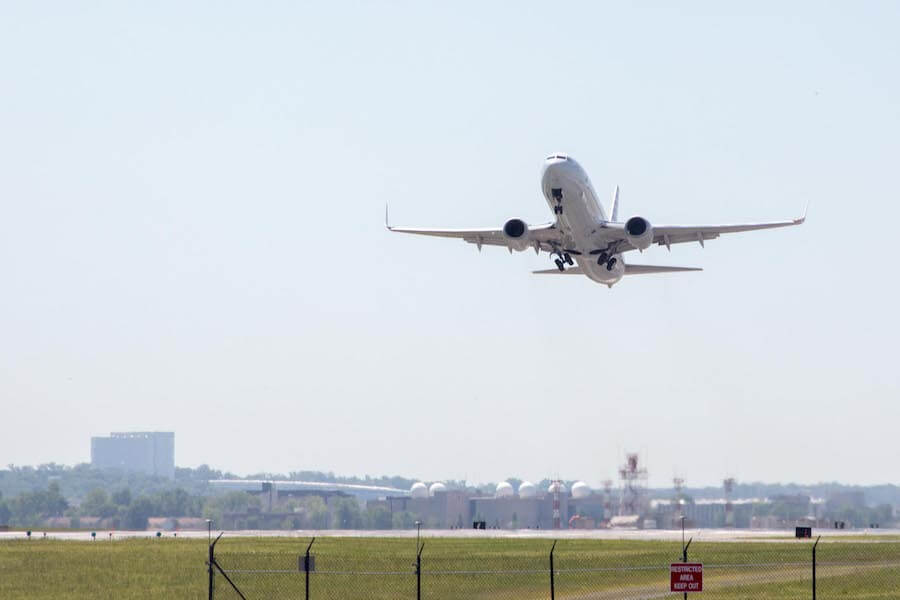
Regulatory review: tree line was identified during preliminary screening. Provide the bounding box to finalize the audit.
[0,484,431,531]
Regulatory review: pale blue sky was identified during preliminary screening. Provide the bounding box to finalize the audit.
[1,2,898,487]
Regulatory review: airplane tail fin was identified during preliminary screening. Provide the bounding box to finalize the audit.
[610,185,620,222]
[532,267,584,275]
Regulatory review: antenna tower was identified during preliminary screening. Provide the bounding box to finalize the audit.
[552,479,562,529]
[723,477,736,527]
[602,479,614,519]
[673,477,685,512]
[618,453,648,516]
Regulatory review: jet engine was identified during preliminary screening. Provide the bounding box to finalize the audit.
[624,216,653,250]
[502,218,530,252]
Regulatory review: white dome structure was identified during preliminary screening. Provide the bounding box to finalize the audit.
[429,482,447,496]
[410,482,428,499]
[495,481,514,498]
[547,481,568,495]
[571,481,591,499]
[518,481,536,498]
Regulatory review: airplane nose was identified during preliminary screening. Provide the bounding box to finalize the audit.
[544,153,569,165]
[542,153,569,182]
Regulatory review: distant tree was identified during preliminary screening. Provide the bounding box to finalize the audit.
[155,488,192,517]
[79,489,110,516]
[112,488,132,506]
[873,504,895,526]
[202,491,260,526]
[366,506,392,530]
[0,499,9,525]
[300,496,329,529]
[46,482,68,516]
[7,484,69,526]
[331,498,363,529]
[392,511,416,530]
[124,497,156,530]
[506,478,523,491]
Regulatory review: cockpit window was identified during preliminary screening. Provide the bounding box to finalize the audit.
[546,154,568,161]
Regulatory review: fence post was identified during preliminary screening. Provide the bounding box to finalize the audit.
[682,537,692,600]
[812,535,820,600]
[208,532,223,600]
[416,541,425,600]
[208,539,214,600]
[304,537,316,600]
[549,540,557,600]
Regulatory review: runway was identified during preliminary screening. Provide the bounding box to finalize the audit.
[2,527,897,542]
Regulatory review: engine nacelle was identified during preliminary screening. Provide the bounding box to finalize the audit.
[502,218,530,252]
[624,216,653,250]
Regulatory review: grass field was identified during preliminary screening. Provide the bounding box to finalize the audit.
[2,534,899,599]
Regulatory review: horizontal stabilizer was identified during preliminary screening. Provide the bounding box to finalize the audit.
[532,267,584,275]
[624,264,702,275]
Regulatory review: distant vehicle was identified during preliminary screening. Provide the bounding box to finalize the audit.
[388,154,806,287]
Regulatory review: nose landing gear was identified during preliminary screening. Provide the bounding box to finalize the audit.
[554,258,565,272]
[551,188,563,215]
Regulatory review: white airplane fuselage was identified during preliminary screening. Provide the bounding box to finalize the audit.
[541,156,625,284]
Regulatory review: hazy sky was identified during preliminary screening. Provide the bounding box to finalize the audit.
[1,2,898,488]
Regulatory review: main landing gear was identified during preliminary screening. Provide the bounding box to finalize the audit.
[595,252,617,271]
[552,251,574,272]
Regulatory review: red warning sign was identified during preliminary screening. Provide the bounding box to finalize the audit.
[670,563,703,592]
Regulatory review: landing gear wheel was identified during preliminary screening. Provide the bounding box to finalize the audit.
[606,258,617,271]
[596,252,608,265]
[554,258,565,272]
[564,253,574,266]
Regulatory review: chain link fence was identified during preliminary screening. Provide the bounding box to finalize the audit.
[207,534,900,599]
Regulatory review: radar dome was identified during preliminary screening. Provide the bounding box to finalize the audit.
[410,482,428,499]
[547,481,568,495]
[518,481,536,498]
[429,482,447,496]
[495,481,514,498]
[571,481,591,499]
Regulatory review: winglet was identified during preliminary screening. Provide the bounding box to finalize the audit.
[385,203,392,230]
[795,200,809,225]
[610,185,620,222]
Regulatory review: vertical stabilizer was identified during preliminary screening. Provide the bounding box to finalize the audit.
[610,185,620,222]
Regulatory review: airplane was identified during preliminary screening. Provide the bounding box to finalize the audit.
[387,154,806,287]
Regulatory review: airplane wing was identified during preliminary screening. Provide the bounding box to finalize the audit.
[614,209,807,253]
[387,212,564,252]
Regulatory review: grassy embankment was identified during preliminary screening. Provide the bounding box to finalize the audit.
[2,535,899,599]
